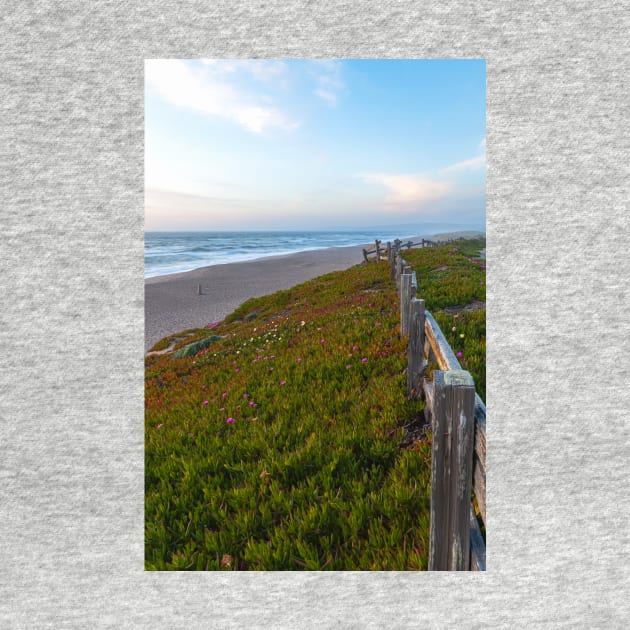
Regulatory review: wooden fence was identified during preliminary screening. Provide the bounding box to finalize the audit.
[386,239,486,571]
[362,236,465,264]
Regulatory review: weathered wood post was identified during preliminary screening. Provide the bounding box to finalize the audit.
[362,248,370,263]
[389,243,397,279]
[407,297,425,399]
[428,370,476,571]
[374,239,381,260]
[197,284,202,295]
[395,255,404,290]
[386,241,391,263]
[400,266,412,336]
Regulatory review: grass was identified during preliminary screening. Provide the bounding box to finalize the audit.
[401,238,486,400]
[145,237,485,570]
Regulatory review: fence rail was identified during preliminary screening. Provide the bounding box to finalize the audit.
[363,236,467,264]
[386,238,486,571]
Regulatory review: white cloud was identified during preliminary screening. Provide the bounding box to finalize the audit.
[145,59,296,134]
[440,155,486,174]
[310,59,345,107]
[201,59,289,86]
[315,88,338,106]
[438,137,486,174]
[360,172,452,206]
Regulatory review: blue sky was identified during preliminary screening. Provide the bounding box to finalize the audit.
[145,59,485,231]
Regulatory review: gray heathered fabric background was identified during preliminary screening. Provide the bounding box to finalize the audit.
[1,1,629,628]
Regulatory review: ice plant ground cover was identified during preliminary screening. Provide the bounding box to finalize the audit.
[145,238,485,570]
[402,238,486,401]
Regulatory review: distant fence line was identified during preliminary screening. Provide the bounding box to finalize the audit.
[362,236,466,264]
[374,238,486,571]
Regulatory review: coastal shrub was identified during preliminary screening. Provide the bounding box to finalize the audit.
[173,335,225,358]
[145,238,485,570]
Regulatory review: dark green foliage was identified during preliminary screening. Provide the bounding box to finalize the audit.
[173,335,225,358]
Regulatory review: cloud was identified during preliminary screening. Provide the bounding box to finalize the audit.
[310,59,345,107]
[314,89,338,106]
[440,138,486,174]
[145,59,296,134]
[360,172,452,206]
[440,155,486,174]
[201,59,290,86]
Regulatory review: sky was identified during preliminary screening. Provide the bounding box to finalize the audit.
[145,59,486,232]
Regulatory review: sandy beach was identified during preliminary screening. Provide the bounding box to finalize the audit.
[145,230,483,352]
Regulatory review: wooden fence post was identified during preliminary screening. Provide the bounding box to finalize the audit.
[362,248,370,263]
[389,243,397,279]
[399,266,412,336]
[428,370,476,571]
[374,239,381,260]
[407,297,425,399]
[396,255,404,290]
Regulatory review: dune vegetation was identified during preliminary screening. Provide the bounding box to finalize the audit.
[145,237,485,570]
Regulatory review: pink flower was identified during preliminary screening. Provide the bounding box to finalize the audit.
[280,381,286,386]
[235,368,240,373]
[222,392,227,398]
[376,322,382,327]
[297,357,302,363]
[201,385,206,389]
[346,365,351,369]
[456,351,463,358]
[203,400,208,406]
[226,417,234,424]
[249,401,255,407]
[320,339,325,344]
[270,355,275,360]
[243,393,248,399]
[361,357,368,363]
[352,345,358,351]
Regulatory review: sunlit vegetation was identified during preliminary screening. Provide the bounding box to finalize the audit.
[145,238,485,570]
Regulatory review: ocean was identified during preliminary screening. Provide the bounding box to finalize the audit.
[145,230,404,278]
[144,227,471,278]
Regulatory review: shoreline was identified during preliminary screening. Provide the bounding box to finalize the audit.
[145,230,484,352]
